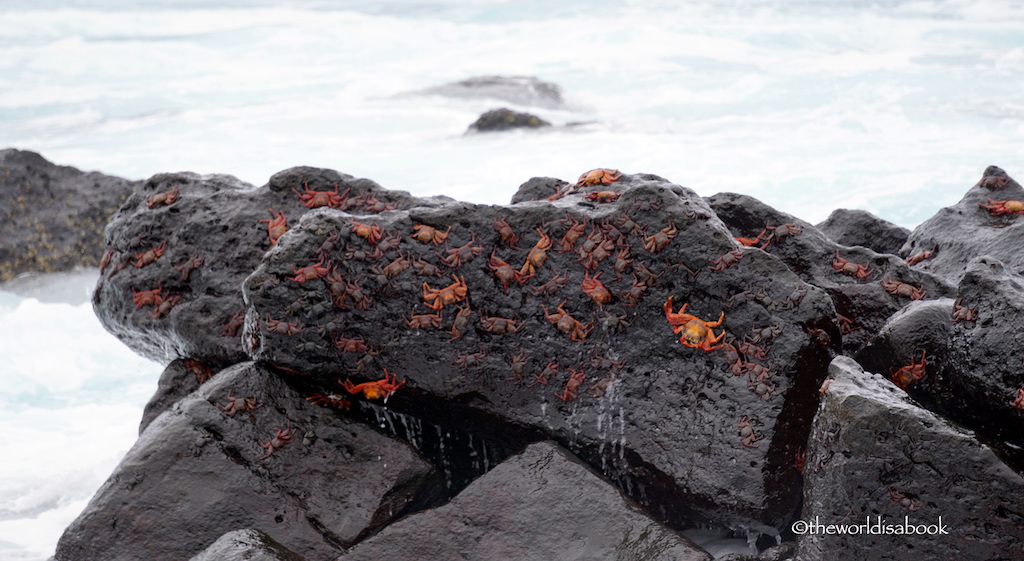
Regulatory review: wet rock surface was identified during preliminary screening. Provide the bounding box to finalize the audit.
[0,148,140,281]
[467,107,551,132]
[707,192,955,354]
[815,208,909,255]
[336,441,712,561]
[798,356,1024,560]
[64,160,1024,560]
[56,362,438,561]
[901,164,1024,283]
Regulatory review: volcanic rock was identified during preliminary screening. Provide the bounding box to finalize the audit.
[91,166,441,364]
[409,75,565,109]
[55,362,439,561]
[707,192,955,354]
[335,441,711,561]
[900,165,1024,283]
[241,173,838,534]
[853,256,1024,456]
[815,208,909,255]
[0,148,139,281]
[466,107,551,133]
[797,356,1024,560]
[189,529,305,561]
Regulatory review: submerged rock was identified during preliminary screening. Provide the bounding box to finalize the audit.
[0,148,139,281]
[466,107,551,133]
[798,356,1024,560]
[336,441,711,560]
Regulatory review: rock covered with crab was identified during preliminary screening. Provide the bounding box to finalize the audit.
[64,161,1024,561]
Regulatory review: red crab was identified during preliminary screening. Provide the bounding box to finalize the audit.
[258,422,295,459]
[663,296,726,351]
[831,250,872,279]
[406,309,443,329]
[488,250,523,292]
[543,301,593,342]
[479,313,522,334]
[890,350,927,389]
[519,229,552,279]
[738,416,763,448]
[293,182,349,208]
[642,221,678,253]
[554,368,586,401]
[264,314,304,336]
[381,253,411,279]
[557,214,588,253]
[446,304,473,341]
[708,249,744,272]
[411,224,451,245]
[146,185,180,208]
[1010,387,1024,411]
[441,234,484,268]
[887,486,922,511]
[880,275,926,300]
[453,351,488,371]
[529,359,559,387]
[131,286,165,308]
[422,274,468,310]
[131,241,167,268]
[334,337,374,354]
[258,209,288,248]
[761,222,802,249]
[174,254,205,281]
[148,293,180,319]
[580,271,612,307]
[351,220,384,245]
[492,213,520,248]
[979,198,1024,216]
[340,369,405,399]
[218,391,263,416]
[905,244,937,266]
[289,259,331,283]
[575,168,622,188]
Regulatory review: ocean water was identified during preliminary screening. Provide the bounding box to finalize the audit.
[2,1,1023,559]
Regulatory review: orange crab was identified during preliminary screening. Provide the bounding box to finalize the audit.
[488,250,523,292]
[979,198,1024,216]
[584,191,621,203]
[831,250,872,279]
[1010,386,1024,411]
[519,229,552,279]
[411,224,451,245]
[580,271,612,307]
[258,209,288,247]
[289,258,331,283]
[146,185,180,208]
[406,309,443,329]
[422,274,468,310]
[543,301,593,342]
[339,369,405,399]
[575,168,622,188]
[554,368,586,401]
[351,220,384,245]
[293,182,349,209]
[890,350,927,389]
[492,213,520,248]
[880,275,926,300]
[131,241,167,268]
[663,296,726,351]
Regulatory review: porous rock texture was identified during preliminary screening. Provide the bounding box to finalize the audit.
[706,192,955,354]
[798,356,1024,560]
[56,362,439,561]
[0,148,139,281]
[63,159,1024,560]
[815,208,910,255]
[336,441,712,561]
[900,164,1024,283]
[240,172,837,535]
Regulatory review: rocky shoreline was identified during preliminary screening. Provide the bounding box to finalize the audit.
[3,149,1021,560]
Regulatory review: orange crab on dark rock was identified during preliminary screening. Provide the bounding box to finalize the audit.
[979,198,1024,216]
[890,350,927,389]
[339,369,405,399]
[543,301,593,342]
[584,191,621,203]
[293,182,349,209]
[411,224,451,245]
[575,168,622,188]
[663,296,726,351]
[580,271,612,307]
[831,250,872,279]
[422,274,468,310]
[880,275,926,300]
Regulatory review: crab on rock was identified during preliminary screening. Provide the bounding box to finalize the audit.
[339,369,405,399]
[575,168,622,188]
[831,250,873,279]
[979,198,1024,216]
[663,296,726,351]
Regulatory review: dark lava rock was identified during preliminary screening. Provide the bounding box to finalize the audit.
[466,107,551,133]
[853,256,1024,456]
[815,209,909,255]
[240,173,838,535]
[409,75,565,109]
[797,356,1024,560]
[0,148,139,281]
[335,441,712,561]
[189,529,305,561]
[510,176,571,204]
[900,165,1024,283]
[56,362,438,561]
[92,166,440,364]
[707,192,955,354]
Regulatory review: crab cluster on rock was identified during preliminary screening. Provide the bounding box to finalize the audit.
[26,157,1021,561]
